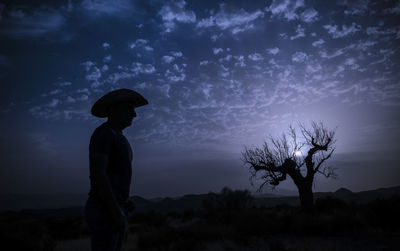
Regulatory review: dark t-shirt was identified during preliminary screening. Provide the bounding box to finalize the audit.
[88,122,133,204]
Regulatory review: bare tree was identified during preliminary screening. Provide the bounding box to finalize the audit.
[242,121,336,211]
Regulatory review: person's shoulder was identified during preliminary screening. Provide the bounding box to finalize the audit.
[90,122,115,153]
[91,122,116,139]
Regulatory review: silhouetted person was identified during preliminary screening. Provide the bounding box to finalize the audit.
[84,89,148,251]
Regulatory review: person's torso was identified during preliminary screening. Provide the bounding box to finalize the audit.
[88,122,133,203]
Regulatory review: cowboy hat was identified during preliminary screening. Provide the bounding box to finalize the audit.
[91,88,148,118]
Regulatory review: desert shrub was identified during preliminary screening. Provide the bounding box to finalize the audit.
[166,211,181,219]
[178,221,233,241]
[315,197,348,213]
[136,225,177,250]
[169,238,205,251]
[202,188,254,215]
[42,216,84,240]
[182,209,195,221]
[0,218,56,251]
[365,195,400,231]
[218,187,254,210]
[128,211,167,226]
[269,239,292,251]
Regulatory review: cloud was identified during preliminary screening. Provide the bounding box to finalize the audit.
[291,51,308,63]
[234,55,246,67]
[81,0,133,15]
[213,48,224,55]
[312,39,324,47]
[211,33,222,41]
[344,57,359,70]
[131,62,156,75]
[77,94,89,101]
[290,25,305,40]
[200,60,211,66]
[1,8,65,38]
[103,42,110,48]
[162,55,175,64]
[266,47,280,55]
[300,8,318,22]
[231,24,255,34]
[49,89,61,95]
[82,61,95,71]
[159,0,196,32]
[196,4,264,33]
[356,40,377,51]
[165,64,186,82]
[319,47,348,59]
[366,26,400,38]
[384,2,400,15]
[219,54,232,63]
[103,55,111,62]
[106,71,136,85]
[144,46,154,51]
[47,99,60,108]
[323,22,361,38]
[248,53,264,61]
[267,0,304,21]
[171,51,183,57]
[338,0,370,16]
[66,96,76,103]
[77,88,91,95]
[82,61,103,87]
[85,66,102,84]
[129,38,154,52]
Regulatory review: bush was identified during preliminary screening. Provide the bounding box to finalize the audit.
[0,218,56,251]
[315,197,348,213]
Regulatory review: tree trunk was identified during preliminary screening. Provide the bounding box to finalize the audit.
[297,183,314,212]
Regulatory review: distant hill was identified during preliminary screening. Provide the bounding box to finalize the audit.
[315,186,400,204]
[1,186,399,217]
[0,193,88,211]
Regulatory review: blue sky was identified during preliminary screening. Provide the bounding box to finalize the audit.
[0,0,399,198]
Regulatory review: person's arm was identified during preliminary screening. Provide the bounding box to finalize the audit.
[91,152,126,229]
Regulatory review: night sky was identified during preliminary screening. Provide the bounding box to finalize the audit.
[0,0,399,199]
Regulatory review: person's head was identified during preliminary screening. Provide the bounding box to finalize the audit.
[107,101,137,130]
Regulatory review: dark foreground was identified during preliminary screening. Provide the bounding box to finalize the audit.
[0,192,399,251]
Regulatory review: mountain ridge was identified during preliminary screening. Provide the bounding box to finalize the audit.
[2,185,399,218]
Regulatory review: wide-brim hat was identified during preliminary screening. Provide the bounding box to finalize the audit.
[91,88,148,118]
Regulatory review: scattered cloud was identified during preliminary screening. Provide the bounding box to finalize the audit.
[291,51,308,63]
[213,48,224,55]
[338,0,370,16]
[103,55,111,62]
[81,0,133,15]
[196,4,264,33]
[162,55,175,64]
[131,62,156,75]
[248,53,264,61]
[266,47,280,55]
[56,81,72,87]
[1,8,65,38]
[323,22,361,38]
[171,51,183,57]
[300,8,318,22]
[159,0,196,32]
[312,39,324,47]
[165,63,186,82]
[267,0,304,21]
[290,25,305,40]
[383,2,400,15]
